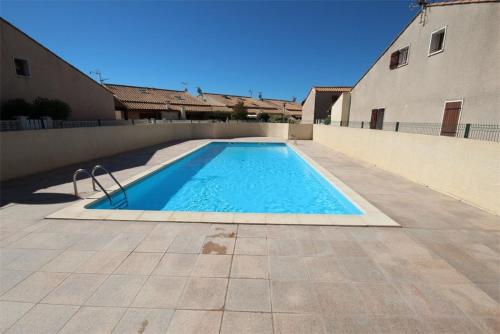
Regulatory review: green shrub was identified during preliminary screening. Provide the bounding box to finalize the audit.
[0,98,33,119]
[257,113,270,122]
[231,101,248,120]
[31,97,71,120]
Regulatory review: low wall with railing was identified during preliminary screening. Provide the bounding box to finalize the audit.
[0,122,311,181]
[313,125,500,215]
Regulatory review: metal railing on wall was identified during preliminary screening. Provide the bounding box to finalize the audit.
[0,118,293,132]
[326,121,500,142]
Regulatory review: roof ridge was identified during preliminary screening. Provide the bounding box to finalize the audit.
[105,83,185,93]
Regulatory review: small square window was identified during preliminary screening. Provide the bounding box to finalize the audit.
[429,27,446,55]
[14,58,30,77]
[389,46,409,69]
[398,47,409,66]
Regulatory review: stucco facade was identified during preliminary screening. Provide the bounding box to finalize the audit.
[349,2,500,124]
[330,92,351,124]
[301,87,351,124]
[1,19,116,120]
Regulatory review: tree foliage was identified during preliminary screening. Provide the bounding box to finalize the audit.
[0,97,72,120]
[0,99,33,120]
[231,101,248,120]
[257,112,270,122]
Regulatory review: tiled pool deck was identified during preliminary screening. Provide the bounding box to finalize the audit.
[0,138,498,333]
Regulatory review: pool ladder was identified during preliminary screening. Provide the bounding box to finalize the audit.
[73,164,128,209]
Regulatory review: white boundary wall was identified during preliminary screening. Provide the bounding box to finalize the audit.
[0,123,312,181]
[313,125,500,215]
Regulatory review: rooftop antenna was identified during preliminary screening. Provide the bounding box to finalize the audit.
[248,89,253,97]
[410,0,430,25]
[291,96,297,103]
[90,69,108,85]
[258,92,263,101]
[181,82,188,92]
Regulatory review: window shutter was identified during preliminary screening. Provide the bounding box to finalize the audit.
[370,109,378,129]
[440,102,462,137]
[389,51,400,69]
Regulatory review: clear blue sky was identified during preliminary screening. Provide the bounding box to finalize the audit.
[2,1,416,101]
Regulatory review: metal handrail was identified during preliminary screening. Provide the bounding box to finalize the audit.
[73,168,113,204]
[91,165,128,203]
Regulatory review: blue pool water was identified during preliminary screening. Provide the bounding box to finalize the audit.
[89,142,362,214]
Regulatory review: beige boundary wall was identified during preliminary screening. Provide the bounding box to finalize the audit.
[313,125,500,215]
[0,123,312,181]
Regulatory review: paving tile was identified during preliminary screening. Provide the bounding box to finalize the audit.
[314,282,368,316]
[39,250,95,272]
[339,258,387,283]
[191,254,231,277]
[135,234,175,252]
[207,224,237,238]
[322,316,378,334]
[5,303,79,334]
[304,256,347,282]
[85,274,147,307]
[111,308,175,334]
[331,240,369,258]
[152,253,198,276]
[0,272,68,303]
[166,310,222,334]
[4,249,62,271]
[0,270,32,295]
[103,232,146,251]
[168,236,205,253]
[234,238,267,255]
[230,255,269,279]
[237,225,267,238]
[426,316,484,333]
[0,301,34,332]
[271,281,320,313]
[442,284,500,317]
[355,283,416,317]
[69,232,118,251]
[394,282,465,317]
[269,256,309,281]
[265,225,295,239]
[273,313,326,334]
[225,278,271,312]
[267,238,300,256]
[473,316,500,334]
[201,237,235,255]
[42,273,107,305]
[132,276,186,308]
[58,306,126,334]
[178,278,228,310]
[221,311,272,334]
[8,232,82,250]
[113,252,163,275]
[75,251,130,274]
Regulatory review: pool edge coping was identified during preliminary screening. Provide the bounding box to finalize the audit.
[46,139,400,227]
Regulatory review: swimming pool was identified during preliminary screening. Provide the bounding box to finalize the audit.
[89,142,362,215]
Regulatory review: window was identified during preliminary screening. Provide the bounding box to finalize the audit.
[429,27,446,55]
[370,108,385,130]
[440,101,462,137]
[389,46,409,69]
[14,58,30,77]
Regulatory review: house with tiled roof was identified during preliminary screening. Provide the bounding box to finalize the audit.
[301,86,352,124]
[344,0,499,131]
[105,84,217,120]
[107,83,302,120]
[200,93,302,119]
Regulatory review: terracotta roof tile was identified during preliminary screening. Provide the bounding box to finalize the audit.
[106,84,301,116]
